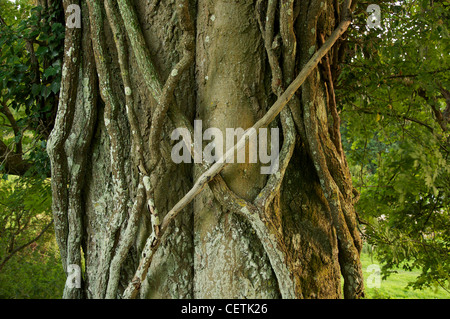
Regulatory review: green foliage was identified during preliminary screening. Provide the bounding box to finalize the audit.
[360,250,450,299]
[0,4,64,114]
[0,0,34,25]
[0,1,66,298]
[0,177,65,298]
[0,0,65,178]
[339,0,450,293]
[0,249,65,299]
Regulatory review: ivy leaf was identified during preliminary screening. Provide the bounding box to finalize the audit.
[43,66,57,79]
[31,83,41,96]
[35,46,48,56]
[50,80,60,94]
[41,86,51,99]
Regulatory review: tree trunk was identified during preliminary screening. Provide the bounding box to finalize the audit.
[48,0,364,299]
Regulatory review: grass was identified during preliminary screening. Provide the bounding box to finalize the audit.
[360,252,450,299]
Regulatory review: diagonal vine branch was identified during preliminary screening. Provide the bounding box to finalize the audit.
[122,18,352,299]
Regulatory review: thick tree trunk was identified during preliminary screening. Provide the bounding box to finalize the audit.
[48,0,364,299]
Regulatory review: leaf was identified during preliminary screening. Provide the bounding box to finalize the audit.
[31,83,41,96]
[35,46,48,56]
[41,86,51,99]
[50,80,60,94]
[376,113,381,122]
[43,66,57,79]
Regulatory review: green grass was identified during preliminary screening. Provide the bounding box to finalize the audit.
[360,252,450,299]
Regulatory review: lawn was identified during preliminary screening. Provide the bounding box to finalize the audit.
[360,252,450,299]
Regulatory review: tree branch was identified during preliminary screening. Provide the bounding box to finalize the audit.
[0,100,22,155]
[0,221,53,273]
[349,105,435,133]
[160,18,352,218]
[0,139,31,175]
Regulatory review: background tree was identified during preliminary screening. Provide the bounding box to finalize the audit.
[339,0,450,292]
[0,0,66,298]
[0,0,64,177]
[0,176,65,299]
[47,0,366,299]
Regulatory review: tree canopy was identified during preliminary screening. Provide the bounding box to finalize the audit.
[339,0,450,292]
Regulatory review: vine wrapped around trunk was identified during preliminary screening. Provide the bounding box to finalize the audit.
[48,0,365,299]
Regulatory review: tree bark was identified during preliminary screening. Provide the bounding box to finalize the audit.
[48,0,364,299]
